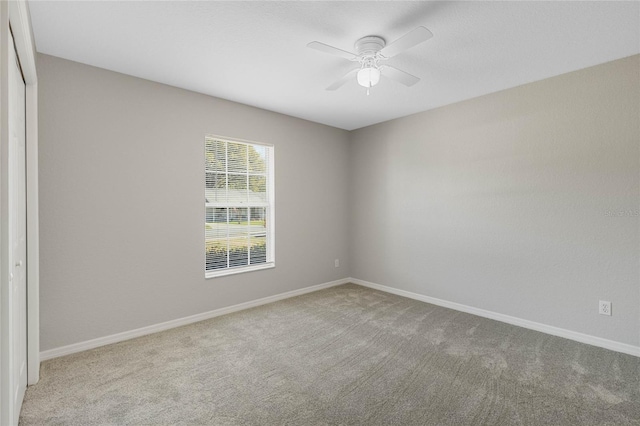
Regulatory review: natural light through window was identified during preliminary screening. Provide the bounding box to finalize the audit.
[205,135,274,277]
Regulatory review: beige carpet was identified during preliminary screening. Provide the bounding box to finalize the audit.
[20,284,640,425]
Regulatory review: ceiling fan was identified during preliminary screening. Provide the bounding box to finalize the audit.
[307,26,433,95]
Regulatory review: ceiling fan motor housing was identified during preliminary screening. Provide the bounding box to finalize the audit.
[355,36,386,56]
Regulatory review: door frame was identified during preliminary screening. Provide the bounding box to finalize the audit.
[0,0,38,423]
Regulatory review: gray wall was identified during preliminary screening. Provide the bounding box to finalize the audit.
[38,54,350,351]
[349,55,640,346]
[39,53,639,352]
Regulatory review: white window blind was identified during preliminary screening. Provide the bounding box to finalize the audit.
[205,135,274,277]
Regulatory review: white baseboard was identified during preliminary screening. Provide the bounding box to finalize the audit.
[40,276,640,360]
[350,278,640,358]
[41,277,350,361]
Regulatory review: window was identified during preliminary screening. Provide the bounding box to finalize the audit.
[205,135,274,277]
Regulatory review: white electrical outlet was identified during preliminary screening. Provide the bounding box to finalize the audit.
[599,300,611,316]
[334,259,340,268]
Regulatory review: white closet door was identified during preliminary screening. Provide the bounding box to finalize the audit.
[8,29,27,423]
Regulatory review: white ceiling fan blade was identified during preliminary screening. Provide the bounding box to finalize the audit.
[381,66,420,87]
[379,26,433,58]
[307,41,358,61]
[326,68,359,91]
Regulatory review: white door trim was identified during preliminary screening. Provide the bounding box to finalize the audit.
[0,0,38,424]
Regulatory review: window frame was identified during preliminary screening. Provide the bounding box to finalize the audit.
[205,134,275,278]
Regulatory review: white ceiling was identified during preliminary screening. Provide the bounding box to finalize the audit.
[29,1,640,131]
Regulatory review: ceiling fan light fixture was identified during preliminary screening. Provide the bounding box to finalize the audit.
[308,26,432,92]
[357,67,381,88]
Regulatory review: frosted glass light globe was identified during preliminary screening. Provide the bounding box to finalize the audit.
[357,67,381,87]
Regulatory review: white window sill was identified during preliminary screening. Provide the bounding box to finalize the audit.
[205,262,275,279]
